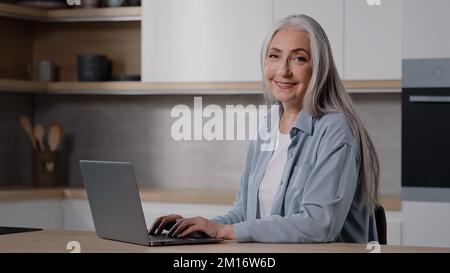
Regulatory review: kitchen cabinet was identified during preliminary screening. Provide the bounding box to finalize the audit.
[273,0,344,78]
[63,199,232,231]
[0,190,404,244]
[0,2,400,93]
[62,199,94,231]
[0,199,63,229]
[344,0,402,80]
[1,198,403,245]
[61,198,405,245]
[402,201,450,247]
[141,0,272,82]
[403,0,450,59]
[386,211,402,245]
[55,198,405,245]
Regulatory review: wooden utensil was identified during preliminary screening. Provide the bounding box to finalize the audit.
[34,124,46,151]
[19,116,37,150]
[46,122,63,173]
[48,123,63,152]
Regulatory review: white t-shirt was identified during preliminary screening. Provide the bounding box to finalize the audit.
[258,131,292,218]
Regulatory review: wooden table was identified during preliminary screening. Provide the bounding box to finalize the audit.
[0,230,449,253]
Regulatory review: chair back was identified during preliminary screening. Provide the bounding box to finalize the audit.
[374,205,387,245]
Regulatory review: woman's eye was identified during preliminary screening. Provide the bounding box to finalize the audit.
[268,54,279,59]
[292,56,306,63]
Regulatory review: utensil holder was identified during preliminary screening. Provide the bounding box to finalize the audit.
[32,151,60,187]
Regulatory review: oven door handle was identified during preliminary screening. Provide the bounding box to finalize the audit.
[409,95,450,103]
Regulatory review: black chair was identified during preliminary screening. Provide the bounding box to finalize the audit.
[374,205,387,245]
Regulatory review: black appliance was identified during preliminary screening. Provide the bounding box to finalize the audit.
[402,58,450,201]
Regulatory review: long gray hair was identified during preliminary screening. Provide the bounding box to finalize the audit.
[261,14,380,211]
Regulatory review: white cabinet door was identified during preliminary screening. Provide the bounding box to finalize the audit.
[344,0,402,80]
[63,199,95,231]
[62,199,232,231]
[0,200,63,230]
[386,211,402,245]
[403,0,450,59]
[274,0,344,77]
[142,0,272,82]
[402,201,450,247]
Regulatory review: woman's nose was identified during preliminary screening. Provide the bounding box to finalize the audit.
[277,59,292,77]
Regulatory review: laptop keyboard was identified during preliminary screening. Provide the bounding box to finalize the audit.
[149,234,187,242]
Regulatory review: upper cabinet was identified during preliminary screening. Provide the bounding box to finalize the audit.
[344,0,402,80]
[274,0,344,78]
[141,0,272,82]
[142,0,402,84]
[403,0,450,59]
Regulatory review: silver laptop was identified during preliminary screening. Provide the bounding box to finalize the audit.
[79,160,222,246]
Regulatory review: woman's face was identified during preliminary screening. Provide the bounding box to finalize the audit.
[264,27,313,109]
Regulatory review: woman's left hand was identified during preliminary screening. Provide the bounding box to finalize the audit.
[166,217,235,240]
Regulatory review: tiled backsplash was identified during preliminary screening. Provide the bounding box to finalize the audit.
[0,93,33,187]
[34,94,263,190]
[1,92,401,194]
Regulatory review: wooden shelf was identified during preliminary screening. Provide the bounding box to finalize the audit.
[0,78,44,93]
[45,81,264,95]
[344,80,401,89]
[47,6,141,22]
[0,79,401,95]
[0,3,46,21]
[0,3,141,22]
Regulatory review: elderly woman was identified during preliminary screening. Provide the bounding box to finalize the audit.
[149,14,380,243]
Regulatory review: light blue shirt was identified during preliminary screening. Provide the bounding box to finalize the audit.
[211,107,378,243]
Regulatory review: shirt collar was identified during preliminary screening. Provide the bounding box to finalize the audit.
[293,109,314,136]
[278,103,314,136]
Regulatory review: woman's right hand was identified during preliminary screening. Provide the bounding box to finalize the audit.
[148,214,184,235]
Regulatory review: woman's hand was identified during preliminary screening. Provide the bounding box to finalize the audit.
[148,214,184,235]
[167,217,235,240]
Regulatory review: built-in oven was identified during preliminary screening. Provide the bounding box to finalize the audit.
[402,59,450,201]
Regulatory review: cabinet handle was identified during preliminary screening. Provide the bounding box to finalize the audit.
[409,95,450,103]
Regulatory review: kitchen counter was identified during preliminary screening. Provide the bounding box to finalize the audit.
[0,229,448,253]
[0,188,402,210]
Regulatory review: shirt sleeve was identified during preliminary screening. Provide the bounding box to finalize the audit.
[233,142,359,243]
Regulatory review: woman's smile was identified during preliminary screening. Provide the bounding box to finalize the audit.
[273,80,299,90]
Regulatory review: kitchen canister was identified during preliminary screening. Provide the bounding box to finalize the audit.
[77,54,109,81]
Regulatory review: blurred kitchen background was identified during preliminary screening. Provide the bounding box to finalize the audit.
[0,0,449,247]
